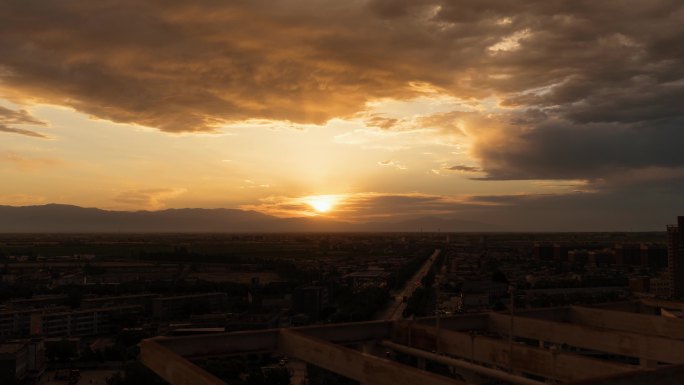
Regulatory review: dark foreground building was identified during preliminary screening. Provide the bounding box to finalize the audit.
[668,216,684,298]
[141,298,684,385]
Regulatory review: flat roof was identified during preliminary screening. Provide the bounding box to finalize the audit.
[0,342,26,354]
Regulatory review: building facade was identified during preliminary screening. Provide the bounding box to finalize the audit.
[667,216,684,298]
[1,306,141,338]
[152,293,227,320]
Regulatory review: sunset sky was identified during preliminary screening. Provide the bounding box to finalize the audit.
[1,1,683,230]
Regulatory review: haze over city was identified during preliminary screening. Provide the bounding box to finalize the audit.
[2,1,684,230]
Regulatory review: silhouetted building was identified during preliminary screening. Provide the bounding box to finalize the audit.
[651,277,671,297]
[589,250,614,267]
[141,299,684,385]
[188,309,284,331]
[0,338,44,384]
[532,243,570,261]
[629,277,650,293]
[568,250,589,265]
[152,293,227,320]
[39,305,142,337]
[667,217,684,298]
[615,244,642,265]
[343,270,389,288]
[2,305,141,338]
[642,244,668,268]
[6,295,69,310]
[225,309,284,331]
[553,243,569,261]
[0,309,43,338]
[532,243,554,260]
[611,243,667,268]
[292,286,328,320]
[25,338,45,383]
[0,342,27,383]
[81,293,158,312]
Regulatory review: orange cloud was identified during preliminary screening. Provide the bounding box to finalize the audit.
[0,106,48,138]
[241,192,504,222]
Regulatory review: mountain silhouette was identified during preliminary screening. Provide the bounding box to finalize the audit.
[0,204,498,232]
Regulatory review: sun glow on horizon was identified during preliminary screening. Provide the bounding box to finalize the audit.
[305,195,340,214]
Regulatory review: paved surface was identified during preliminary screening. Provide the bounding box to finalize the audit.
[377,249,441,320]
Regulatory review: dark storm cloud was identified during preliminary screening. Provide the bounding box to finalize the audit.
[0,106,47,138]
[463,184,684,231]
[473,118,684,180]
[355,188,684,231]
[460,1,684,181]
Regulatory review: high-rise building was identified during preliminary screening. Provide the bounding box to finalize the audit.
[667,216,684,298]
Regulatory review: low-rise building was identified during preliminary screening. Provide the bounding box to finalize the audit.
[81,293,159,312]
[6,295,69,310]
[152,293,227,320]
[2,305,141,338]
[38,305,142,337]
[343,271,389,288]
[0,342,27,383]
[651,277,671,297]
[292,286,328,320]
[629,277,651,293]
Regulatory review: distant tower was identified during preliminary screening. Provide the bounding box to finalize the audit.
[667,217,684,298]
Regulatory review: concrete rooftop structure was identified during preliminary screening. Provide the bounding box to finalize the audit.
[140,299,684,385]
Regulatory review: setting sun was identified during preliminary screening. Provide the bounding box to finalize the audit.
[306,195,338,213]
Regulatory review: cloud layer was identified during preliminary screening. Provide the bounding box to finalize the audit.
[0,106,47,138]
[244,187,684,231]
[113,188,187,210]
[2,1,679,132]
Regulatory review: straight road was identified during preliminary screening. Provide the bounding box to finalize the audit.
[377,248,441,320]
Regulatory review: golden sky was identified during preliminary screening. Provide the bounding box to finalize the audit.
[1,1,683,229]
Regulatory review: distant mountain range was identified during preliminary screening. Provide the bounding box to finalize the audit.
[0,204,498,233]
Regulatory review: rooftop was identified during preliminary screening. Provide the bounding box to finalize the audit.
[0,342,26,355]
[140,298,684,385]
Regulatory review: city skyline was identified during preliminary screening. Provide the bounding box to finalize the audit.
[2,1,684,230]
